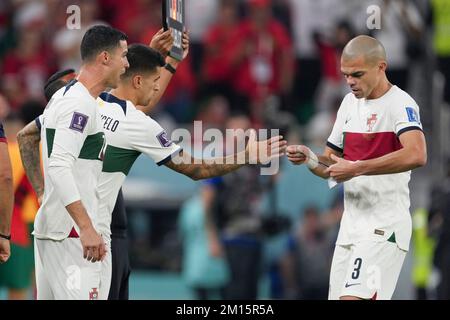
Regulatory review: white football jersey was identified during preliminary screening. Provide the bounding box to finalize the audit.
[95,93,181,239]
[327,85,423,251]
[34,80,105,240]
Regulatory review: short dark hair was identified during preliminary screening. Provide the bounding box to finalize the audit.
[19,100,45,124]
[80,25,128,62]
[44,69,75,101]
[121,44,165,79]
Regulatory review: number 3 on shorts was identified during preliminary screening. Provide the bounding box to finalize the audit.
[352,258,362,279]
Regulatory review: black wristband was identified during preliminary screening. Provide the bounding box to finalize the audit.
[0,233,11,240]
[165,63,177,75]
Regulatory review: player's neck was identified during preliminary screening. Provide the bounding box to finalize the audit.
[110,87,137,106]
[367,78,392,100]
[77,65,108,98]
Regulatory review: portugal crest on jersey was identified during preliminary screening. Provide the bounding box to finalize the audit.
[367,113,378,132]
[89,288,99,300]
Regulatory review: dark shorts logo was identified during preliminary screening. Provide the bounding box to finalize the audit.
[345,282,361,288]
[70,112,89,133]
[157,131,172,147]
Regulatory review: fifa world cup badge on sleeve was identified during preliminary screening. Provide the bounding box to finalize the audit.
[406,107,420,125]
[157,131,173,148]
[70,112,89,133]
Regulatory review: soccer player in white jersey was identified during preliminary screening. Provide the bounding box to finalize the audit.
[95,44,287,246]
[33,25,129,300]
[286,35,427,300]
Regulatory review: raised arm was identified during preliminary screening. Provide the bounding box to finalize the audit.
[138,30,190,115]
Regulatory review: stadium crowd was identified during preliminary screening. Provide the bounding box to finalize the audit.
[0,0,449,300]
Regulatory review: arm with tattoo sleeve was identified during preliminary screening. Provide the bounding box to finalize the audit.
[17,120,44,203]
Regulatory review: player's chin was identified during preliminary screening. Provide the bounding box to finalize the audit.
[352,90,364,99]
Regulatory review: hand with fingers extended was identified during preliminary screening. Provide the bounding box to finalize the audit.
[325,154,358,183]
[149,28,174,57]
[246,130,287,165]
[79,226,106,263]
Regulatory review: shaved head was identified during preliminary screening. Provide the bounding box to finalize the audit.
[342,35,386,66]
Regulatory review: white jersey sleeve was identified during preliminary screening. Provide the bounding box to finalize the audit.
[35,114,44,131]
[131,113,182,166]
[392,95,423,136]
[47,97,92,206]
[327,93,351,152]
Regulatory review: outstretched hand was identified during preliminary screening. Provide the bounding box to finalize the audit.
[246,129,287,164]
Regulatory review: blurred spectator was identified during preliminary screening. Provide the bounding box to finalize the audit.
[53,0,105,70]
[196,95,231,131]
[202,112,266,299]
[108,0,155,43]
[280,206,334,299]
[287,0,342,117]
[179,194,230,300]
[201,0,240,103]
[313,21,354,113]
[430,0,450,104]
[0,0,14,57]
[0,112,39,299]
[229,0,294,109]
[186,0,219,76]
[428,158,450,299]
[1,1,53,109]
[371,0,424,91]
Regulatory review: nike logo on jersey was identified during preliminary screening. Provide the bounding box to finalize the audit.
[345,282,361,288]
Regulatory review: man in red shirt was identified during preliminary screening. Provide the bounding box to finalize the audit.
[230,0,294,104]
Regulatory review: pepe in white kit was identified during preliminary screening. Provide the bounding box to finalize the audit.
[287,35,427,300]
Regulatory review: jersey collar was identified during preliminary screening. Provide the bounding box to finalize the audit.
[99,92,127,115]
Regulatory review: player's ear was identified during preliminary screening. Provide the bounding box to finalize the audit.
[99,51,109,65]
[379,61,387,72]
[132,75,142,89]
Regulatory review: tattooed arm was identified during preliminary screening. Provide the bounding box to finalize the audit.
[165,149,247,180]
[17,120,44,203]
[165,131,286,180]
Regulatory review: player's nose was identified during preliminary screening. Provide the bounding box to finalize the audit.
[346,77,356,86]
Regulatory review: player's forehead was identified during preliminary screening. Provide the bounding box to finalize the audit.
[113,40,128,55]
[340,55,370,74]
[142,67,161,81]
